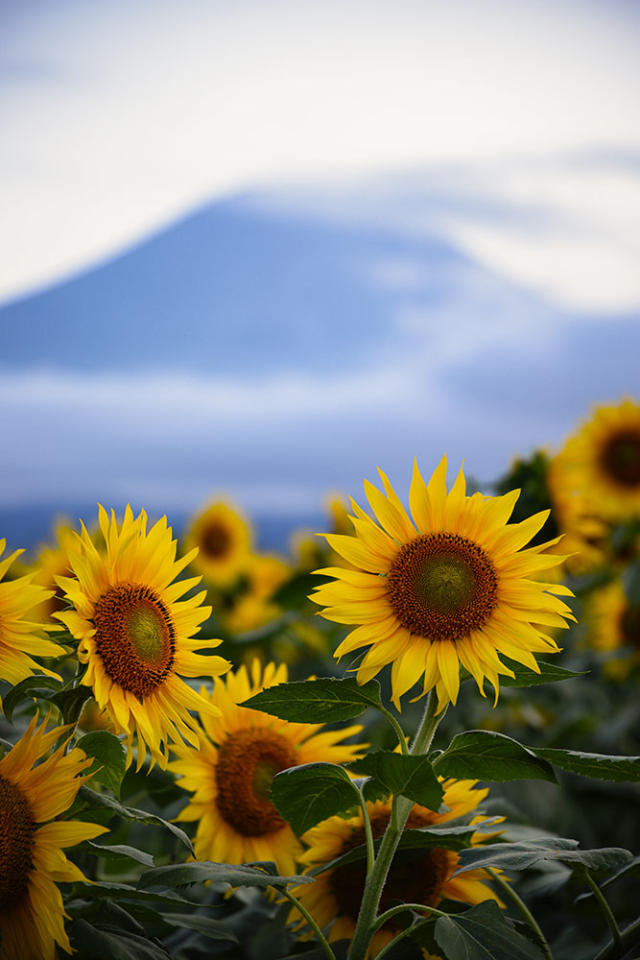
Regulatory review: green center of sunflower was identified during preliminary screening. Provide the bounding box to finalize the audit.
[214,728,297,837]
[93,583,175,701]
[201,522,231,559]
[0,775,36,909]
[387,532,497,641]
[329,808,451,927]
[601,430,640,488]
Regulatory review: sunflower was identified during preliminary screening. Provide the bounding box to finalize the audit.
[223,553,291,634]
[0,540,65,695]
[55,506,230,768]
[553,399,640,522]
[0,715,108,960]
[291,778,501,956]
[587,580,640,662]
[184,500,252,587]
[26,521,77,622]
[313,457,575,712]
[170,661,364,875]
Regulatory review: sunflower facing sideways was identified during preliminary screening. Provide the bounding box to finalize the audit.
[291,778,502,956]
[55,506,230,768]
[586,579,640,672]
[313,457,575,712]
[0,539,66,696]
[184,500,252,587]
[170,661,364,875]
[0,715,108,960]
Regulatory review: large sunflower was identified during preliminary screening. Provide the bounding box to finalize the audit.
[55,506,230,768]
[0,540,65,695]
[553,399,640,522]
[313,457,574,712]
[184,500,252,587]
[291,778,501,956]
[0,715,108,960]
[170,661,364,875]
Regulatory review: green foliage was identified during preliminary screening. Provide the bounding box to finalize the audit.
[2,674,62,722]
[433,731,558,783]
[532,747,640,781]
[270,762,361,835]
[241,676,383,722]
[76,731,127,797]
[434,901,544,960]
[348,751,444,810]
[74,786,194,852]
[137,861,313,891]
[499,659,587,688]
[454,838,633,875]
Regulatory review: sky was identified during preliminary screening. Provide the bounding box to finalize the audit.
[0,0,639,545]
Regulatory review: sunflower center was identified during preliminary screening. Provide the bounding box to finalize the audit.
[620,604,640,649]
[0,776,36,909]
[93,583,175,700]
[201,522,231,559]
[387,533,498,641]
[214,728,297,836]
[601,430,640,488]
[329,809,451,926]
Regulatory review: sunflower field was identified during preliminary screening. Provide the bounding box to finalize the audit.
[1,398,640,960]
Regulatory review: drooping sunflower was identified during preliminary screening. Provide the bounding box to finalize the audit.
[0,539,65,695]
[291,779,501,956]
[170,661,364,875]
[55,506,230,768]
[313,457,575,712]
[553,399,640,522]
[184,500,252,587]
[0,715,108,960]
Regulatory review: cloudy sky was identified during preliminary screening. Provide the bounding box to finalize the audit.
[1,0,639,543]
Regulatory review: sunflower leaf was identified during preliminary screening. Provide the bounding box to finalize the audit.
[76,731,126,797]
[433,731,558,783]
[86,841,155,867]
[72,919,171,960]
[347,751,444,810]
[530,747,640,782]
[137,861,313,891]
[241,677,382,722]
[270,762,362,835]
[499,659,587,687]
[159,912,238,942]
[75,786,194,853]
[2,674,63,722]
[434,901,543,960]
[452,839,633,876]
[51,685,95,724]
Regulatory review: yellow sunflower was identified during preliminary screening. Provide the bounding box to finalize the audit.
[170,661,364,875]
[313,457,575,712]
[546,453,608,575]
[55,506,230,768]
[554,399,640,522]
[587,580,639,661]
[291,779,501,956]
[0,715,108,960]
[0,540,65,695]
[224,553,291,634]
[25,521,77,623]
[184,500,252,587]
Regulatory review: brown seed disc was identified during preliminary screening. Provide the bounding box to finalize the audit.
[387,532,497,641]
[200,522,232,559]
[600,429,640,488]
[93,583,175,700]
[0,776,36,909]
[215,728,298,837]
[329,808,451,925]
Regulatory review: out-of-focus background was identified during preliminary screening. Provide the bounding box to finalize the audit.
[1,0,639,549]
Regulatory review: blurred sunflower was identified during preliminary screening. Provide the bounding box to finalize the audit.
[587,579,639,664]
[26,521,77,622]
[55,506,230,768]
[0,539,65,694]
[554,399,640,522]
[224,553,291,634]
[0,715,108,960]
[185,501,252,587]
[170,661,364,875]
[291,779,501,955]
[313,457,574,712]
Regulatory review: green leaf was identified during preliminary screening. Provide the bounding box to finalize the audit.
[72,919,171,960]
[241,677,382,722]
[76,786,193,853]
[272,571,326,609]
[2,674,63,722]
[348,752,444,811]
[270,762,361,835]
[76,731,126,797]
[453,839,632,876]
[86,841,155,867]
[72,880,194,907]
[622,558,640,605]
[160,912,238,942]
[138,861,313,891]
[434,901,543,960]
[499,659,587,687]
[531,747,640,782]
[434,731,557,783]
[51,685,94,724]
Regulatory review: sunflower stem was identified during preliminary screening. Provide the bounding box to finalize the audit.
[346,692,443,960]
[280,888,337,960]
[372,902,447,932]
[379,706,409,755]
[583,869,623,957]
[358,788,376,876]
[486,867,553,960]
[370,916,434,960]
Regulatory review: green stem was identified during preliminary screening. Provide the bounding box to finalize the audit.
[347,693,443,960]
[584,869,623,958]
[280,888,336,960]
[486,868,552,960]
[372,917,432,960]
[379,706,409,755]
[358,789,375,876]
[372,902,446,932]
